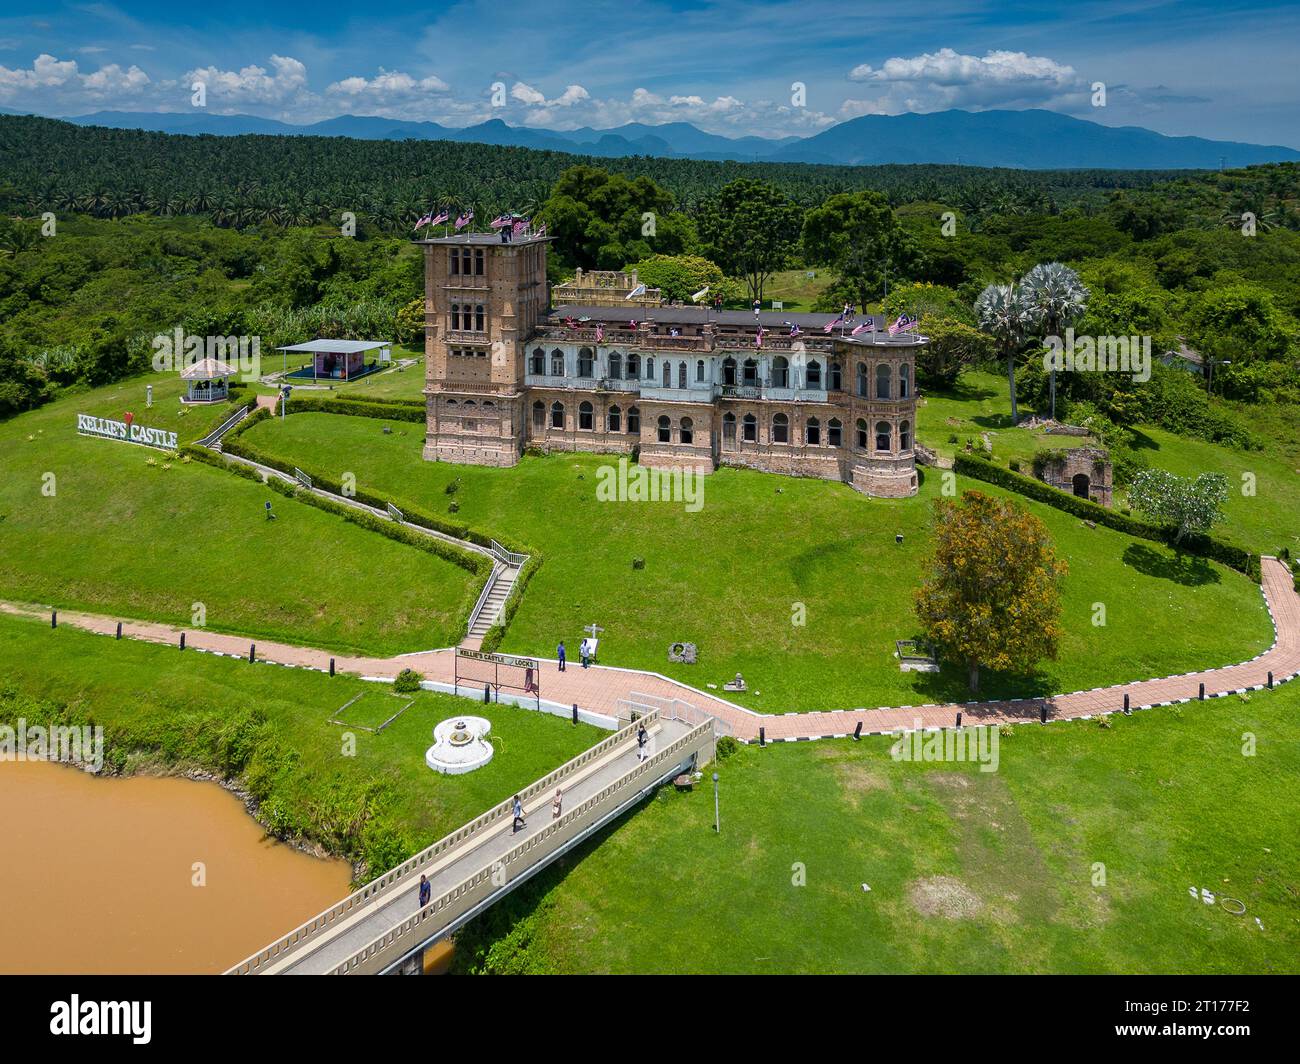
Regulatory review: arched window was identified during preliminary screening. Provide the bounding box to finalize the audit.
[680,417,694,445]
[875,420,891,452]
[856,418,868,449]
[474,304,485,331]
[856,362,868,397]
[806,360,821,389]
[876,363,891,400]
[722,411,736,444]
[645,357,655,380]
[446,398,457,406]
[899,419,911,451]
[657,414,671,443]
[627,406,641,434]
[662,360,671,388]
[550,349,564,376]
[696,359,706,383]
[608,351,622,380]
[579,400,593,430]
[899,364,911,399]
[532,400,545,431]
[772,356,789,388]
[450,303,461,331]
[626,353,640,378]
[578,347,594,378]
[530,347,544,375]
[830,362,842,391]
[722,357,737,385]
[828,418,842,447]
[742,358,758,386]
[773,412,789,443]
[806,416,820,445]
[551,401,565,429]
[743,413,757,442]
[676,361,686,388]
[608,406,621,432]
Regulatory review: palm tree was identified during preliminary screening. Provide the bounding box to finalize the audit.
[1020,262,1089,420]
[975,282,1033,425]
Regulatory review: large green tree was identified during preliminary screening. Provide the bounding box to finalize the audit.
[915,491,1067,693]
[697,179,803,304]
[801,190,917,310]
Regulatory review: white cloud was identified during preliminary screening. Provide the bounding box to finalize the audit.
[843,47,1088,115]
[81,63,151,96]
[184,54,307,105]
[326,68,449,99]
[511,81,588,108]
[0,53,150,99]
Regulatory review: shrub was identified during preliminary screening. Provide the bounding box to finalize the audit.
[714,735,740,761]
[393,668,424,693]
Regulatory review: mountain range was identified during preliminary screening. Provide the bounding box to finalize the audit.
[34,107,1300,170]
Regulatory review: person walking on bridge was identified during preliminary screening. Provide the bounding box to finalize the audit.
[552,788,563,820]
[512,794,527,833]
[418,873,431,909]
[637,722,648,762]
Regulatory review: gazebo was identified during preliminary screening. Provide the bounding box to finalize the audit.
[180,358,234,404]
[276,339,393,382]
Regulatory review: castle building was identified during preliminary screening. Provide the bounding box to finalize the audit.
[419,232,922,498]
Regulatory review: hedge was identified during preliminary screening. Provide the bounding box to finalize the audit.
[478,550,545,655]
[330,393,425,409]
[952,453,1258,580]
[282,394,424,422]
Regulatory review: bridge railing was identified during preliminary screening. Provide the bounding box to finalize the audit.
[619,690,734,738]
[330,718,714,974]
[226,709,661,975]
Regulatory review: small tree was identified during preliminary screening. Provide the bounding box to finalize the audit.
[975,282,1032,424]
[915,491,1067,692]
[1126,469,1229,544]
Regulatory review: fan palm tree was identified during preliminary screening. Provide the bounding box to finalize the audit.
[975,282,1033,425]
[1020,262,1089,420]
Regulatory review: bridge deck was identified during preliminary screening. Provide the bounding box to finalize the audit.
[264,717,694,974]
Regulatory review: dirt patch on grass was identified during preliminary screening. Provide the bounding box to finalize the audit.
[909,875,983,920]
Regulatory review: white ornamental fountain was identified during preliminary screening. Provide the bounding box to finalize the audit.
[425,716,494,775]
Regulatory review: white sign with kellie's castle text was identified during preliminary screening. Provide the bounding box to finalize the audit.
[76,414,178,451]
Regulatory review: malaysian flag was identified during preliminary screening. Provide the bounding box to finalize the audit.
[888,314,918,336]
[755,325,764,349]
[413,211,434,230]
[851,316,877,335]
[783,321,800,337]
[489,214,512,229]
[534,221,547,237]
[595,323,605,342]
[430,208,450,227]
[822,310,845,334]
[512,218,529,237]
[454,209,474,230]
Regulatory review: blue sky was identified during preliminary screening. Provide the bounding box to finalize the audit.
[1,0,1297,146]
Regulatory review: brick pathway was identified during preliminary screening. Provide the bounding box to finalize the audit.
[6,557,1297,742]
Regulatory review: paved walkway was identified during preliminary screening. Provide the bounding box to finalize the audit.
[5,557,1298,741]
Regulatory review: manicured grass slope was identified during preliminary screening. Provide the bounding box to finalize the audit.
[242,411,1273,711]
[0,611,604,861]
[457,684,1300,974]
[0,378,479,655]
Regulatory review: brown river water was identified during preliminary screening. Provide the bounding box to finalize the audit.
[0,760,355,974]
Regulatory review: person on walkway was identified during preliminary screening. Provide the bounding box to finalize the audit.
[579,638,590,669]
[557,640,566,672]
[418,873,431,908]
[512,794,526,833]
[637,722,648,762]
[552,788,563,820]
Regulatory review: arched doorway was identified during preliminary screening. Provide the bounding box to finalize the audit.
[1072,472,1090,499]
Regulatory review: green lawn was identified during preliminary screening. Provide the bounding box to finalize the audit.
[241,410,1273,711]
[453,681,1300,974]
[276,347,427,401]
[0,609,604,870]
[0,377,480,655]
[757,268,834,312]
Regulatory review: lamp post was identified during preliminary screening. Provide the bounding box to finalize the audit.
[712,771,720,834]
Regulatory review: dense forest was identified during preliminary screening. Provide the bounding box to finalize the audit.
[1,113,1297,468]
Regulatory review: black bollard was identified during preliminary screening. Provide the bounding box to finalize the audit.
[51,610,57,629]
[1040,705,1047,724]
[483,683,490,704]
[955,711,962,729]
[1199,682,1205,700]
[571,703,578,725]
[1268,671,1274,689]
[179,632,186,651]
[249,643,256,663]
[759,726,766,747]
[1123,692,1130,713]
[853,721,863,741]
[329,657,335,677]
[115,621,122,640]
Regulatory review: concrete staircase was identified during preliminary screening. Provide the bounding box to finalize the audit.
[465,563,519,644]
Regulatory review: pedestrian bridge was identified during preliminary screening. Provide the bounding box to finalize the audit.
[226,710,715,975]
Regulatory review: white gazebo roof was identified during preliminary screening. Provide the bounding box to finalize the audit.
[275,339,391,354]
[180,358,235,380]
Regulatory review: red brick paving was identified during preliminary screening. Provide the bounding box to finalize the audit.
[6,557,1297,742]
